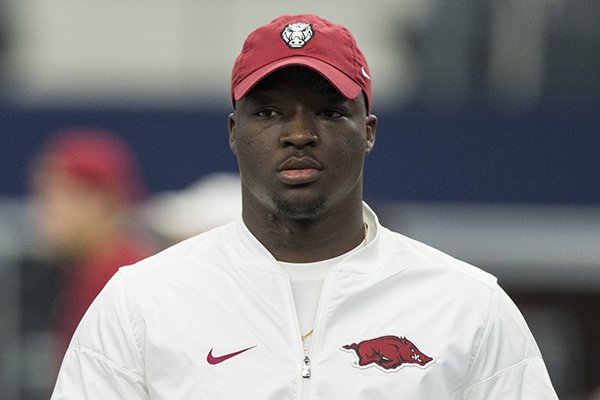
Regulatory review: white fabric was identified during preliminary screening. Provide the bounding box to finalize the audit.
[51,203,558,400]
[279,260,329,341]
[279,214,373,340]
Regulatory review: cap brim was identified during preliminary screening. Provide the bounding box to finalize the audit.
[233,56,362,101]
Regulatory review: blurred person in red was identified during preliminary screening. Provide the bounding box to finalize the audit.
[27,127,156,360]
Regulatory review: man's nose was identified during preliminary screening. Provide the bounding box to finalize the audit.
[280,113,318,148]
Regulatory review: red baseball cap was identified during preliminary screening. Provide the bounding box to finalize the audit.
[231,14,372,113]
[34,127,146,203]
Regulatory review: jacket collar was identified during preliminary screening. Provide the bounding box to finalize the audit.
[230,202,396,275]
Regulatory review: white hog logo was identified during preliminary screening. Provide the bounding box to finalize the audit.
[281,22,313,48]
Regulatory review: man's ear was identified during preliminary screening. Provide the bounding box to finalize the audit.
[228,112,236,154]
[364,114,377,155]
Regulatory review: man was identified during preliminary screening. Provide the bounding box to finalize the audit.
[51,15,558,399]
[27,128,156,361]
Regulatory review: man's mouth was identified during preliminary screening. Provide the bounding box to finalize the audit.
[277,157,322,185]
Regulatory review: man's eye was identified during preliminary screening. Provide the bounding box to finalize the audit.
[255,109,278,118]
[321,110,343,119]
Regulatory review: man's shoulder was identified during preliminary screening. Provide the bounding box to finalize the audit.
[381,227,498,291]
[120,222,238,277]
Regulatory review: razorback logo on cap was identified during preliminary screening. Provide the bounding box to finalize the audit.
[281,22,313,48]
[342,335,434,371]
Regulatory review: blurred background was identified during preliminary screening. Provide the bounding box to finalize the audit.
[0,1,599,399]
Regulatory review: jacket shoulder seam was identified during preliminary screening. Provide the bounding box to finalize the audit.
[71,344,145,382]
[113,271,145,363]
[464,283,499,377]
[463,355,544,395]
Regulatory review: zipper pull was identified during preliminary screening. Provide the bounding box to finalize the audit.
[302,355,311,378]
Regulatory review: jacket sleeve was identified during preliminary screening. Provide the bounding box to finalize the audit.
[51,271,149,399]
[463,286,559,399]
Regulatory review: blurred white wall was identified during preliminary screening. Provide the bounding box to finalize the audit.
[4,0,598,111]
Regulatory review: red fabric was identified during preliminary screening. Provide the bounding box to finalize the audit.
[52,237,154,356]
[39,128,146,202]
[231,14,372,112]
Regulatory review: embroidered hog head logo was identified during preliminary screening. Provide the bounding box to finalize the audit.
[281,22,313,48]
[343,335,434,371]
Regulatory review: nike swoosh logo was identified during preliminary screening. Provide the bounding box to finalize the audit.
[207,345,256,365]
[361,66,371,80]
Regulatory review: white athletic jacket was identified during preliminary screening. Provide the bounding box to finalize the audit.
[51,205,558,399]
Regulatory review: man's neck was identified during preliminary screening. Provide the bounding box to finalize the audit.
[243,203,366,263]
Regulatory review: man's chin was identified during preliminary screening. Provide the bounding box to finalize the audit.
[273,196,326,220]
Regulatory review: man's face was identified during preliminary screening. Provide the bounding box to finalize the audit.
[229,67,377,220]
[28,165,120,261]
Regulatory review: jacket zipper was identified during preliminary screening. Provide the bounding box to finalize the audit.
[301,268,336,400]
[280,273,312,399]
[283,265,336,398]
[302,339,312,400]
[302,354,311,378]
